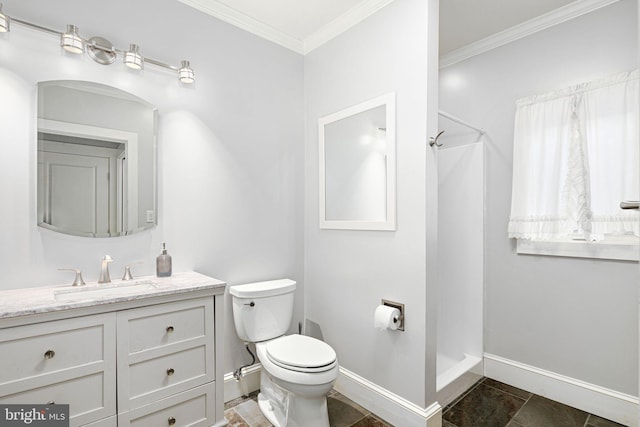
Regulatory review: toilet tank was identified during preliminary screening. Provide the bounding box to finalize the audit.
[229,279,296,342]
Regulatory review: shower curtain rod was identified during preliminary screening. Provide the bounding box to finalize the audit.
[438,110,485,134]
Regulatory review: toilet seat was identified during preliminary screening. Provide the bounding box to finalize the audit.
[266,335,337,373]
[256,337,339,386]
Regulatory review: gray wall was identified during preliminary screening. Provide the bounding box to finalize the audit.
[440,0,638,395]
[0,0,304,377]
[304,0,437,407]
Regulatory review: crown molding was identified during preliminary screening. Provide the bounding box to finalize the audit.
[303,0,396,54]
[439,0,621,68]
[179,0,395,56]
[178,0,305,54]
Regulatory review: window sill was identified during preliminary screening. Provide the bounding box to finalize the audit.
[516,236,639,261]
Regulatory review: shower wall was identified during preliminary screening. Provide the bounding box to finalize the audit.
[436,140,484,405]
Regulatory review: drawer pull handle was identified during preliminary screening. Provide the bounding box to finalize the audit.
[44,350,56,359]
[168,416,176,425]
[166,368,175,376]
[48,401,55,405]
[166,326,174,333]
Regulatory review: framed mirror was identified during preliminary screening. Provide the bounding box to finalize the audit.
[37,81,157,237]
[319,93,396,230]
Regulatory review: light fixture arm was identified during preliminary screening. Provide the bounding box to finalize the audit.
[3,10,194,83]
[11,17,59,37]
[144,57,180,72]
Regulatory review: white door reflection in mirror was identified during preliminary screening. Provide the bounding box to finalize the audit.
[319,93,396,230]
[38,141,115,235]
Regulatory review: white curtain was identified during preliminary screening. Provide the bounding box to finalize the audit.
[508,70,639,241]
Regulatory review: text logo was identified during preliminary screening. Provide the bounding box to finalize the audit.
[0,405,69,426]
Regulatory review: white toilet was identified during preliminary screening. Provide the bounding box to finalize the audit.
[230,279,338,427]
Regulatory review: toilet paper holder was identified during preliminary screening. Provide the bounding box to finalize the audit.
[382,299,405,331]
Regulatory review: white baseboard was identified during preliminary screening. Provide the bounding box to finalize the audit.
[484,353,639,427]
[223,364,262,403]
[335,367,442,427]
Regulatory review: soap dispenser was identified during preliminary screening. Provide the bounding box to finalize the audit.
[156,242,172,277]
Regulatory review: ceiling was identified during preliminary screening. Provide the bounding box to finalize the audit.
[178,0,606,55]
[439,0,576,55]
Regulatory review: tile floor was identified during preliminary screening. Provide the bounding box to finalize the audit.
[443,377,626,427]
[225,378,628,427]
[224,389,392,427]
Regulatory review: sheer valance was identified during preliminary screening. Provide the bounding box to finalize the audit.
[508,70,639,241]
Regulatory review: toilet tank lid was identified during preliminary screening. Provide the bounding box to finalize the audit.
[229,279,296,298]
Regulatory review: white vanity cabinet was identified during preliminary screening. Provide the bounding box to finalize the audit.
[0,313,117,426]
[0,272,226,427]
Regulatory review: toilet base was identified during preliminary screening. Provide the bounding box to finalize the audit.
[258,369,332,427]
[257,391,330,427]
[286,393,330,427]
[258,392,283,427]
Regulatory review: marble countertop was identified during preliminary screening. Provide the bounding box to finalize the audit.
[0,271,226,320]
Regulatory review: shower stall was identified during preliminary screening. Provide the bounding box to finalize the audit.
[435,112,485,406]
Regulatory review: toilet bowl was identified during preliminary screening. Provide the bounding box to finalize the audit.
[256,334,338,427]
[229,279,338,427]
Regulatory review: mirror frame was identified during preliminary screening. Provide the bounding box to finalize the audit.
[318,92,396,231]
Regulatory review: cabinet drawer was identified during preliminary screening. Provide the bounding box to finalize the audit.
[122,382,215,427]
[129,345,211,404]
[117,298,215,412]
[121,298,213,355]
[0,372,116,427]
[0,313,115,388]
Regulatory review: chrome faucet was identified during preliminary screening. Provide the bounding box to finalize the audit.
[98,255,113,284]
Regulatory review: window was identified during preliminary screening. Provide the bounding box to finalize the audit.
[508,70,639,260]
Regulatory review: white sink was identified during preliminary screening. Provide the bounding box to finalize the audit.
[54,281,158,302]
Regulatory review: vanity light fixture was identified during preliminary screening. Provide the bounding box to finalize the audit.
[61,24,84,54]
[0,4,9,33]
[1,7,195,84]
[124,44,144,70]
[178,60,195,84]
[87,36,116,64]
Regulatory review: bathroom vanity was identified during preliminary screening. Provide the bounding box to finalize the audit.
[0,272,226,427]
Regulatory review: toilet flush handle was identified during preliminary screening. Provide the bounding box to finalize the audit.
[244,301,255,307]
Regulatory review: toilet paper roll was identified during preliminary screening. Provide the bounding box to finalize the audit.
[374,305,401,331]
